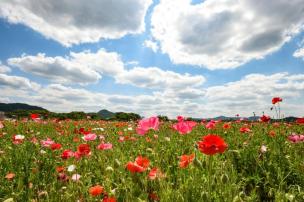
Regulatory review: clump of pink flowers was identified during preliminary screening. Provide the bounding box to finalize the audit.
[287,133,304,143]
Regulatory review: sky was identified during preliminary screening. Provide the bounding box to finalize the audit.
[0,0,304,118]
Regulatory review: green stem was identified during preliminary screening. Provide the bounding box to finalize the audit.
[208,155,213,201]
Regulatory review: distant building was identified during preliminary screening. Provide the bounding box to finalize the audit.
[0,111,5,120]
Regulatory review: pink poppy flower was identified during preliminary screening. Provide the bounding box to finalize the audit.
[82,133,97,141]
[205,120,216,129]
[97,143,113,150]
[177,116,184,122]
[0,121,3,129]
[41,138,55,147]
[136,116,160,135]
[173,121,197,135]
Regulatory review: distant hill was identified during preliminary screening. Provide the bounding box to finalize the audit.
[97,109,115,119]
[0,103,48,112]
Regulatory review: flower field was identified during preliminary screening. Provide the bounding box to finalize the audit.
[0,114,304,201]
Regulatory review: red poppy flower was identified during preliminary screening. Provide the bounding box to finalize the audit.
[239,127,251,133]
[61,149,74,159]
[103,197,117,202]
[268,130,276,137]
[260,115,271,123]
[272,97,282,104]
[30,113,39,120]
[56,166,65,173]
[126,156,150,173]
[179,154,195,168]
[296,118,304,124]
[89,185,104,196]
[198,135,227,155]
[222,123,231,129]
[51,143,62,150]
[77,144,91,156]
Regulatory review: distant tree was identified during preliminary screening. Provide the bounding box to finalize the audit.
[157,115,169,121]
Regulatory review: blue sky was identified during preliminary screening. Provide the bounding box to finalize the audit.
[0,0,304,118]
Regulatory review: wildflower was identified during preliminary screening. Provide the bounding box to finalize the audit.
[75,144,91,158]
[296,118,304,124]
[205,120,216,129]
[136,116,160,135]
[12,134,25,144]
[148,167,166,180]
[198,135,228,155]
[61,149,74,159]
[172,120,197,134]
[41,138,55,147]
[97,143,113,150]
[260,145,267,153]
[268,130,276,137]
[5,173,15,180]
[67,165,76,172]
[51,143,62,150]
[71,174,81,181]
[126,156,150,173]
[239,127,251,133]
[89,185,104,196]
[82,133,97,141]
[103,197,117,202]
[272,97,282,104]
[260,115,271,123]
[30,113,40,120]
[179,154,195,168]
[223,123,231,130]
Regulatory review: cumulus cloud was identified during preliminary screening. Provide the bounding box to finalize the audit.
[0,73,40,90]
[0,0,152,46]
[143,40,159,52]
[293,47,304,59]
[151,0,304,69]
[0,62,11,73]
[7,49,125,85]
[7,50,205,88]
[116,66,205,89]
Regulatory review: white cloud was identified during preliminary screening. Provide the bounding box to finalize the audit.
[293,47,304,59]
[7,50,205,89]
[116,66,205,89]
[151,0,304,69]
[143,40,159,52]
[7,49,125,85]
[0,0,153,46]
[1,72,304,118]
[0,61,11,73]
[0,73,40,90]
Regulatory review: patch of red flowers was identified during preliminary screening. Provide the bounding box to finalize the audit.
[179,153,195,168]
[272,97,282,104]
[197,135,228,155]
[126,156,150,173]
[296,118,304,124]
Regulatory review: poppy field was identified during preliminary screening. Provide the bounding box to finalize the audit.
[1,109,304,201]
